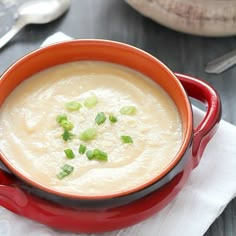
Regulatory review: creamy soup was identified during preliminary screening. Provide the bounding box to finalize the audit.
[0,61,182,196]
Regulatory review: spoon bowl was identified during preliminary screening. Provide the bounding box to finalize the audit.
[0,0,71,49]
[18,0,71,24]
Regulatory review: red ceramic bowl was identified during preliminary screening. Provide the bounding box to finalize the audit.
[0,40,221,232]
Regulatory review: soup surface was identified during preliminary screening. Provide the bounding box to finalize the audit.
[0,61,182,196]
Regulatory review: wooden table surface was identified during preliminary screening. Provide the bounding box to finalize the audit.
[0,1,236,235]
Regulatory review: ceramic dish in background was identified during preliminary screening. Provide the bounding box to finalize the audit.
[0,40,221,232]
[125,0,236,37]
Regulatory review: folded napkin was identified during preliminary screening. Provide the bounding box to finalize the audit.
[1,33,236,236]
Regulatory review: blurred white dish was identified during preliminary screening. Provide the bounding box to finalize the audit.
[125,0,236,37]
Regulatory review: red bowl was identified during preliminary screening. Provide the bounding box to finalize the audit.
[0,40,221,232]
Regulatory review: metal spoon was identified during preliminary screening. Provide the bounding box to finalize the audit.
[0,0,71,50]
[205,49,236,74]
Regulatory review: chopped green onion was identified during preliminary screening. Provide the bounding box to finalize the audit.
[86,150,95,160]
[120,106,137,115]
[121,135,133,144]
[95,112,106,125]
[62,130,74,141]
[78,144,87,154]
[57,171,68,179]
[64,149,75,159]
[60,120,74,131]
[56,114,68,124]
[79,128,97,141]
[109,114,118,123]
[93,148,108,161]
[84,95,98,108]
[65,101,82,111]
[86,149,108,161]
[57,164,74,179]
[61,163,74,173]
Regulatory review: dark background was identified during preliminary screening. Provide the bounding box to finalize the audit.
[0,1,236,235]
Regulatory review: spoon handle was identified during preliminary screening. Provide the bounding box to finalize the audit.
[205,49,236,74]
[0,19,26,50]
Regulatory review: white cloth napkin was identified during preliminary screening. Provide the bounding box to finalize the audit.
[1,32,236,236]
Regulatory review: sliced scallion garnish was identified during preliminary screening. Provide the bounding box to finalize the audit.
[57,171,68,179]
[65,101,82,111]
[109,114,118,123]
[56,114,68,124]
[86,150,95,160]
[61,163,74,173]
[120,106,137,115]
[79,128,97,141]
[60,119,74,131]
[84,95,98,108]
[95,112,106,125]
[86,148,108,161]
[61,130,74,141]
[121,135,133,144]
[64,148,75,159]
[57,164,74,179]
[78,144,87,154]
[93,148,108,161]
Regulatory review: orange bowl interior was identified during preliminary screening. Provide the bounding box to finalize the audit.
[0,40,193,200]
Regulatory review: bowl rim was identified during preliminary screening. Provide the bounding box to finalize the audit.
[0,39,193,200]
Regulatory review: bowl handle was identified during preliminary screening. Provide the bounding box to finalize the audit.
[0,169,28,207]
[175,73,222,168]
